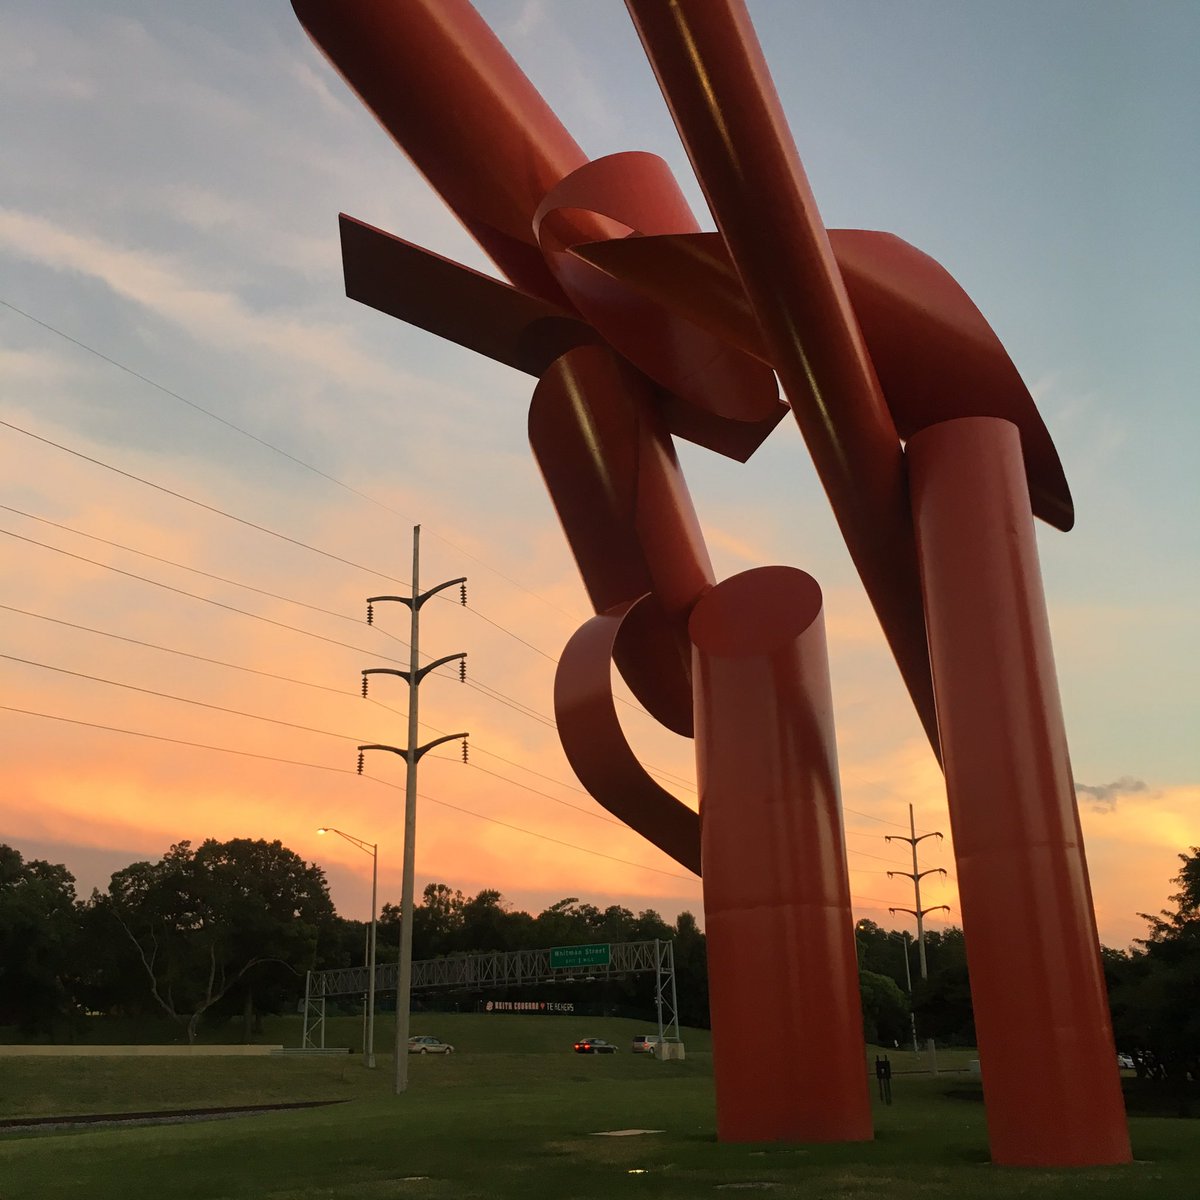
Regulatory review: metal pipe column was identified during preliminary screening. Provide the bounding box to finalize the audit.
[690,566,872,1143]
[907,416,1130,1166]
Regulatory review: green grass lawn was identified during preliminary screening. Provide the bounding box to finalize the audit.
[1,1016,1194,1199]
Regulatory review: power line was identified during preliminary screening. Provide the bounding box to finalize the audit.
[0,703,693,882]
[458,675,557,729]
[0,602,596,804]
[849,847,919,869]
[465,760,623,827]
[2,591,682,819]
[0,702,349,772]
[4,302,927,820]
[2,459,671,757]
[0,670,917,883]
[845,804,938,836]
[13,494,567,666]
[378,597,675,733]
[450,600,560,663]
[0,509,574,732]
[3,303,694,692]
[367,776,694,882]
[1,527,411,666]
[0,653,369,744]
[0,417,411,585]
[0,646,633,833]
[2,296,581,620]
[0,503,402,634]
[0,602,380,703]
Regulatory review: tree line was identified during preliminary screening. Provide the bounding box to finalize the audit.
[0,838,709,1043]
[2,838,1196,1077]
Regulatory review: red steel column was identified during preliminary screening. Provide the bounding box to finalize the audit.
[907,417,1130,1166]
[690,567,872,1144]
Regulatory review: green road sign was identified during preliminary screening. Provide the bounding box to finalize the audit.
[550,943,611,969]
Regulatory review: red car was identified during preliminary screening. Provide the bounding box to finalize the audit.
[573,1037,618,1054]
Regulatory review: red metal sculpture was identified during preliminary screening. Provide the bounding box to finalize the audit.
[292,0,1130,1165]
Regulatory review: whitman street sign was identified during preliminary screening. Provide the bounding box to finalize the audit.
[549,943,612,970]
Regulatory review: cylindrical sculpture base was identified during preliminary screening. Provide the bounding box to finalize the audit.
[907,416,1130,1166]
[690,566,872,1144]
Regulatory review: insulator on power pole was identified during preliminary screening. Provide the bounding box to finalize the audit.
[460,582,467,606]
[357,751,364,775]
[461,738,469,763]
[366,601,374,625]
[361,675,369,698]
[459,658,466,682]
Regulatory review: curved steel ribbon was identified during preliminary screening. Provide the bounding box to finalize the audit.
[572,228,1073,530]
[830,231,1073,531]
[530,344,713,736]
[554,594,701,875]
[534,152,786,462]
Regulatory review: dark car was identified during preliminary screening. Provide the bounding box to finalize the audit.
[573,1037,618,1054]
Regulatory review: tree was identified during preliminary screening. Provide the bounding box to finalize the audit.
[854,919,911,991]
[859,969,911,1046]
[1108,847,1200,1084]
[0,846,80,1034]
[96,838,335,1043]
[672,910,709,1028]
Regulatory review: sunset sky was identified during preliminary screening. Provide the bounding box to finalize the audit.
[2,1,1196,952]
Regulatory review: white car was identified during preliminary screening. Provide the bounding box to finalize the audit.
[631,1035,663,1055]
[408,1035,454,1055]
[1116,1053,1135,1070]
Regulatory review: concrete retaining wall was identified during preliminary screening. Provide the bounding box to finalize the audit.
[0,1044,284,1057]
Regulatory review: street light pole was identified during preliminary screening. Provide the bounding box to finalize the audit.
[317,826,378,1069]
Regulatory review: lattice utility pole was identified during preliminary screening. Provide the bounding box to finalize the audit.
[358,524,468,1096]
[886,804,950,980]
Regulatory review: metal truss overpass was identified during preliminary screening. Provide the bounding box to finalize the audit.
[301,939,678,1050]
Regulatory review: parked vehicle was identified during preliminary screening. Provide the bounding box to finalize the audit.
[631,1035,662,1055]
[1117,1053,1135,1070]
[573,1037,618,1054]
[408,1035,454,1055]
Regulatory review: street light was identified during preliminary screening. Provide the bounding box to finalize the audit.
[318,826,378,1069]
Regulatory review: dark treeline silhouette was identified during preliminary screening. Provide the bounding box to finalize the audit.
[3,839,1196,1075]
[0,839,710,1042]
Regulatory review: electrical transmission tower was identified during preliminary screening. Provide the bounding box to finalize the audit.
[886,804,950,980]
[358,523,468,1096]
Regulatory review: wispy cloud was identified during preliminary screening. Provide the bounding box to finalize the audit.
[0,207,417,397]
[1076,775,1149,814]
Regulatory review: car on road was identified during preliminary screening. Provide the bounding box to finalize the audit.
[1117,1053,1135,1070]
[408,1035,454,1055]
[631,1034,662,1055]
[573,1037,617,1054]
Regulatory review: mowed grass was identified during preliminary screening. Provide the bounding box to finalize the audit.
[1,1016,1194,1200]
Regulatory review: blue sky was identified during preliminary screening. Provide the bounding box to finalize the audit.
[1,1,1196,948]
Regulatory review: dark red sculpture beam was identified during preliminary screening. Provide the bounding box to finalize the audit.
[626,0,940,758]
[292,0,597,305]
[340,215,601,376]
